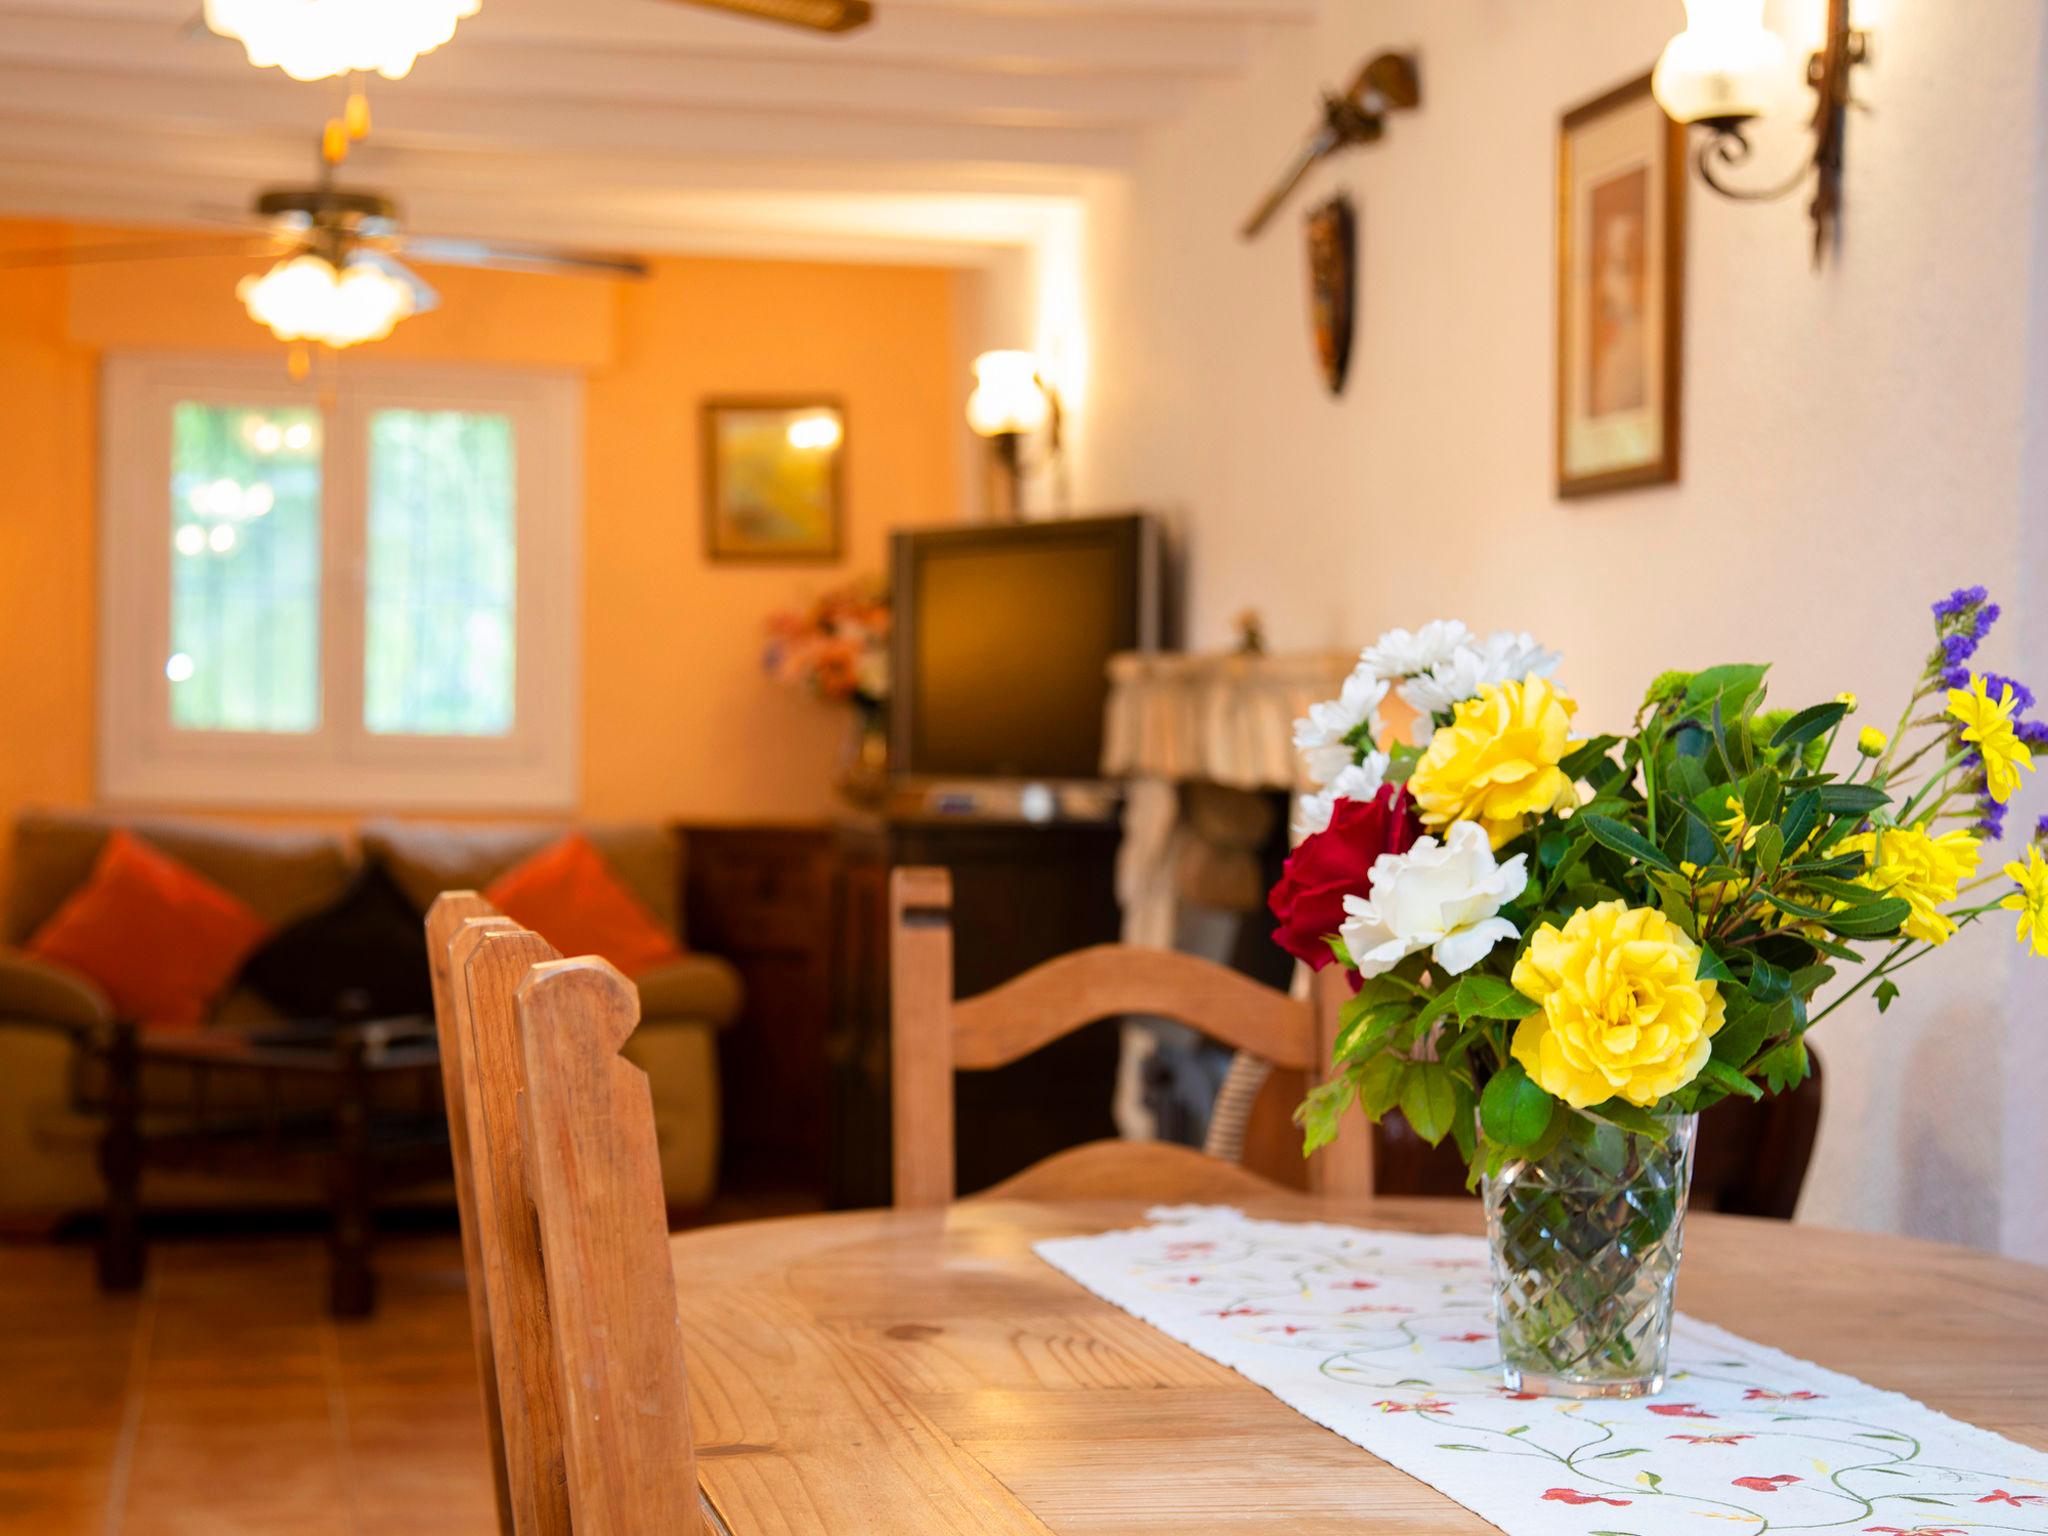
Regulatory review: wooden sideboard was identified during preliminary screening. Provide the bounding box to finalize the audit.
[678,817,1125,1209]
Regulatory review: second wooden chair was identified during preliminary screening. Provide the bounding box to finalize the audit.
[888,865,1370,1206]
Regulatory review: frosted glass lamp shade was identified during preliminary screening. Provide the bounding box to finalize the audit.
[238,255,415,349]
[203,0,481,83]
[1652,0,1787,124]
[967,351,1051,437]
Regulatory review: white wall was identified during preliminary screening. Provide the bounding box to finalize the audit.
[1059,0,2048,1256]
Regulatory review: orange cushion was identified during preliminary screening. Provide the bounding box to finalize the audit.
[484,833,683,978]
[28,830,270,1028]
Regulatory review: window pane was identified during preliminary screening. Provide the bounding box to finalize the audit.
[364,409,517,737]
[168,403,323,733]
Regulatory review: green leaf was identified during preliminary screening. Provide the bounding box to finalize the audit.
[1695,944,1736,984]
[1822,896,1912,937]
[1875,979,1900,1013]
[1456,974,1540,1021]
[1355,1055,1409,1119]
[1480,1062,1556,1147]
[1682,663,1769,723]
[1559,735,1622,781]
[1586,1099,1671,1140]
[1333,997,1413,1063]
[1746,956,1792,1003]
[1752,824,1786,880]
[1579,813,1680,875]
[1819,783,1891,814]
[1399,1062,1461,1147]
[1779,789,1821,855]
[1755,1038,1810,1093]
[1770,701,1849,751]
[1741,765,1783,828]
[1699,1058,1764,1100]
[1295,1077,1355,1155]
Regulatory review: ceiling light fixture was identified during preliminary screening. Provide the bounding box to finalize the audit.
[238,254,416,349]
[203,0,480,83]
[1652,0,1869,265]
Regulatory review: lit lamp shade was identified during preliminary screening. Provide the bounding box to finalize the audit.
[1652,0,1788,125]
[203,0,481,83]
[967,351,1051,437]
[238,255,415,349]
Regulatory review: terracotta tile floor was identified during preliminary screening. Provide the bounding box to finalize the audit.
[0,1234,498,1536]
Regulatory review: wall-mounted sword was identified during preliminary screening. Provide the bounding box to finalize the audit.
[1240,51,1422,241]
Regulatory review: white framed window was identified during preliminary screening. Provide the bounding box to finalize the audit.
[100,354,582,810]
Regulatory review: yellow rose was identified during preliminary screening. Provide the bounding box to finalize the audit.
[1836,821,1980,946]
[1409,677,1579,849]
[1510,901,1725,1109]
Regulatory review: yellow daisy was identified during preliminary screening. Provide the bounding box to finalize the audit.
[1837,821,1981,946]
[2002,846,2048,957]
[1947,674,2035,805]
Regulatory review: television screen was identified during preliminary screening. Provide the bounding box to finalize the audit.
[893,515,1158,780]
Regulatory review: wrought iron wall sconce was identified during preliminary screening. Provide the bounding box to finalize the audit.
[1653,0,1869,266]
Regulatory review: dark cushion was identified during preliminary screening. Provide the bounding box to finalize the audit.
[238,863,434,1022]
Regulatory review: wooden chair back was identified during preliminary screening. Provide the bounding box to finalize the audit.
[889,865,1370,1206]
[429,896,704,1536]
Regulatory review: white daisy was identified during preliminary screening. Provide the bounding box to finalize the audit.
[1293,753,1391,838]
[1358,620,1473,685]
[1292,669,1389,787]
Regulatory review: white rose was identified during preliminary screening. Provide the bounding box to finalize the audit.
[1292,668,1389,787]
[1399,629,1563,721]
[1293,753,1391,838]
[1358,620,1472,685]
[1338,821,1530,980]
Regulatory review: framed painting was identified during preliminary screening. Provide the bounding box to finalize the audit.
[1556,73,1685,499]
[702,398,846,561]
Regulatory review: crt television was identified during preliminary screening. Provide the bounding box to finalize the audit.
[891,513,1162,783]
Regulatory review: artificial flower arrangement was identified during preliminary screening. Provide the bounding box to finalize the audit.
[1268,590,2043,1394]
[762,578,892,711]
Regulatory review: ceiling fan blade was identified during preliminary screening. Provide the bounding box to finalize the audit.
[0,234,286,270]
[352,250,441,317]
[659,0,873,34]
[391,234,649,280]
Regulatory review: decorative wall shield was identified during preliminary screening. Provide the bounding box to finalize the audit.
[1306,195,1356,396]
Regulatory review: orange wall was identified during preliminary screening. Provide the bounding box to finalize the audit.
[0,219,965,889]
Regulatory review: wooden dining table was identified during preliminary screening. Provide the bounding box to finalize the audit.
[670,1144,2048,1534]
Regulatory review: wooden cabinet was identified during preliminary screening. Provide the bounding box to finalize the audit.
[682,816,1126,1209]
[828,816,1125,1209]
[677,824,837,1192]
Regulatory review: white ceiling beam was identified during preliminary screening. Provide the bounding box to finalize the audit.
[0,13,1197,128]
[0,0,1272,76]
[0,62,1139,169]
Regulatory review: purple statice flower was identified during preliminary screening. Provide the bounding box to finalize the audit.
[2020,720,2048,750]
[2036,813,2048,845]
[1934,586,1990,621]
[1979,673,2036,714]
[1942,664,1974,691]
[1974,799,2009,841]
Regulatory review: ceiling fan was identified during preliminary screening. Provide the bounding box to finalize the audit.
[192,0,873,81]
[0,145,648,351]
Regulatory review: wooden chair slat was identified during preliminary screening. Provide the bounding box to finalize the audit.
[452,922,573,1536]
[424,893,516,1536]
[888,866,1371,1207]
[517,957,702,1536]
[951,945,1319,1073]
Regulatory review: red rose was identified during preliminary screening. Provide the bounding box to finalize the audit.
[1267,784,1422,969]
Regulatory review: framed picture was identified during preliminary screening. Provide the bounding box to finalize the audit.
[1556,73,1685,499]
[702,398,846,561]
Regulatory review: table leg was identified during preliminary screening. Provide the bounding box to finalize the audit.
[328,1038,375,1319]
[98,1018,145,1292]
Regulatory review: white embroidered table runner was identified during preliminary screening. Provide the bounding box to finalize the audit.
[1034,1208,2048,1535]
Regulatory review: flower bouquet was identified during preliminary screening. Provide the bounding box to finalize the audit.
[1270,590,2043,1398]
[763,578,893,806]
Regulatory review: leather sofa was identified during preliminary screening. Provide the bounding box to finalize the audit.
[0,810,741,1224]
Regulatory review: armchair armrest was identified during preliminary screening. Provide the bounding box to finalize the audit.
[0,946,114,1032]
[634,953,744,1030]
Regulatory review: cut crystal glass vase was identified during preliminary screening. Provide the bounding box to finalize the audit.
[1482,1111,1698,1399]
